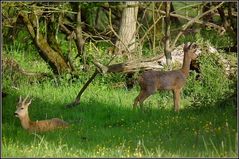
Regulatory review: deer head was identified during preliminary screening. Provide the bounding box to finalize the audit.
[183,42,198,60]
[14,95,32,118]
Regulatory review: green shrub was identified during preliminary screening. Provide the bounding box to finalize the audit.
[184,52,234,109]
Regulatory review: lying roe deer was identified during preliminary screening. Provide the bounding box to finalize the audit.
[14,96,69,132]
[134,42,198,112]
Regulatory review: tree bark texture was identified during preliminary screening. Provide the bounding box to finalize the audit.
[164,2,172,69]
[93,43,233,76]
[114,1,139,57]
[19,12,72,74]
[75,4,85,58]
[47,14,62,54]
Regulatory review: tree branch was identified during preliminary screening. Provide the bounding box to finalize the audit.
[158,10,225,33]
[171,2,224,49]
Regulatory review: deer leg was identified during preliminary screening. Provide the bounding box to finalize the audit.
[133,90,145,109]
[173,89,181,112]
[134,90,151,110]
[137,90,152,110]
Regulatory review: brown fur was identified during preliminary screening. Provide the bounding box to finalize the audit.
[14,96,69,132]
[134,42,198,112]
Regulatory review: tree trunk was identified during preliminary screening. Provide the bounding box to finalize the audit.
[170,2,180,25]
[114,1,139,58]
[69,3,87,70]
[75,4,85,59]
[113,1,139,89]
[47,14,62,54]
[164,2,172,70]
[19,12,72,75]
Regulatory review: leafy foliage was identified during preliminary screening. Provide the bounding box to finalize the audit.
[184,52,234,109]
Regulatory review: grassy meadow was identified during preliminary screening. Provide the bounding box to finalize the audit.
[2,81,238,157]
[1,2,238,156]
[2,51,238,157]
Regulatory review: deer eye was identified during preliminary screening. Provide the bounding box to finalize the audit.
[21,108,24,110]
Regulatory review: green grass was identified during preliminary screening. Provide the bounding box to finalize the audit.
[3,42,50,73]
[2,5,237,156]
[2,80,237,157]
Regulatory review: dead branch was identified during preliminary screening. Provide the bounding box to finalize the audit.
[171,2,224,49]
[158,10,225,33]
[65,70,99,108]
[139,12,162,45]
[65,41,118,109]
[65,42,235,109]
[65,55,164,108]
[93,59,164,74]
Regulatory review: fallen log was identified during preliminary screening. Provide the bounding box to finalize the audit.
[93,44,202,74]
[93,43,233,76]
[93,54,165,74]
[65,43,234,108]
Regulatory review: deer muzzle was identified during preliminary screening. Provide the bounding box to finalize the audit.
[14,112,19,117]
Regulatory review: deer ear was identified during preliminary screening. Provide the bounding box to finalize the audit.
[24,94,29,102]
[188,42,194,48]
[192,43,197,49]
[183,42,190,51]
[18,96,22,103]
[185,42,189,47]
[27,99,32,106]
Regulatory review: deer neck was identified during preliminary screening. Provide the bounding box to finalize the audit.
[180,54,191,77]
[19,113,32,130]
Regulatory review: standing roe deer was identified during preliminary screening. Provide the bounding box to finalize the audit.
[133,42,198,112]
[14,96,69,132]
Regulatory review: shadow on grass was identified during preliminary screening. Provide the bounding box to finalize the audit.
[2,89,237,157]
